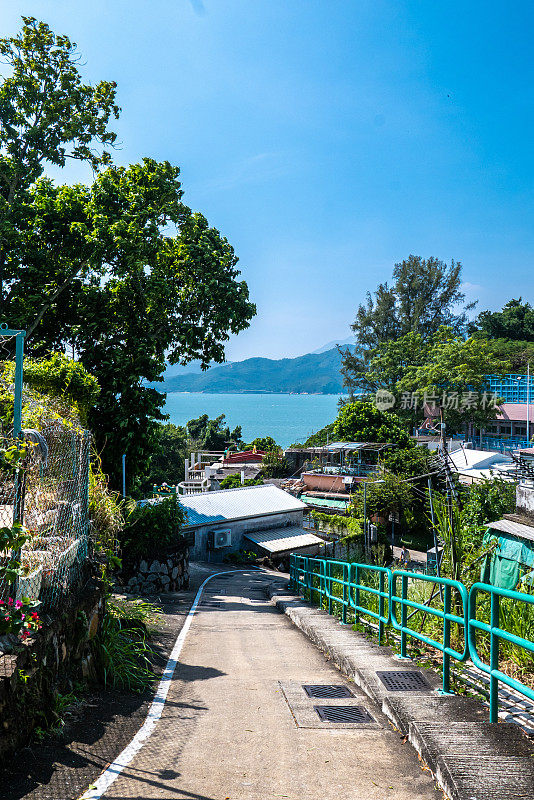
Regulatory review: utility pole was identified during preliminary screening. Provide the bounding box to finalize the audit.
[527,363,531,443]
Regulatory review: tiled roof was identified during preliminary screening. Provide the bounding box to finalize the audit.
[497,403,534,422]
[179,484,306,528]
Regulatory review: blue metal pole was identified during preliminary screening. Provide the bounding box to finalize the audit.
[13,331,24,439]
[489,591,500,723]
[122,453,126,497]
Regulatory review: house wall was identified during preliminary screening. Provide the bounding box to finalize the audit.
[517,483,534,521]
[188,510,304,561]
[301,472,347,493]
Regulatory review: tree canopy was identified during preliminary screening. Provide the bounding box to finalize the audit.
[365,327,510,431]
[341,256,475,393]
[472,298,534,342]
[0,19,256,491]
[333,401,411,446]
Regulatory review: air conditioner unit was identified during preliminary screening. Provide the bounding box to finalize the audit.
[211,529,232,548]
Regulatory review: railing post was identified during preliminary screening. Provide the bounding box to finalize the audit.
[378,570,385,644]
[342,562,348,624]
[442,583,451,694]
[400,574,408,659]
[327,561,332,615]
[354,563,360,626]
[489,591,500,723]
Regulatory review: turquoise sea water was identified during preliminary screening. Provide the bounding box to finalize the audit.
[163,392,343,447]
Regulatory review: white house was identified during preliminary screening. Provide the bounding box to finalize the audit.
[177,484,322,561]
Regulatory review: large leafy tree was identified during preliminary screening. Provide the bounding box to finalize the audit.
[341,255,475,393]
[0,20,256,491]
[366,326,510,432]
[0,17,119,304]
[333,401,411,446]
[472,298,534,342]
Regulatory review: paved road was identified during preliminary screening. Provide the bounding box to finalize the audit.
[101,569,440,800]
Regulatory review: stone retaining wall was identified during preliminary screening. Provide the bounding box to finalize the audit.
[124,546,189,595]
[0,577,104,764]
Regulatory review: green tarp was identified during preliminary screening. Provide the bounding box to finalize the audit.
[481,528,534,590]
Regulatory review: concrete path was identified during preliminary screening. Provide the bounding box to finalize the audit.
[98,568,439,800]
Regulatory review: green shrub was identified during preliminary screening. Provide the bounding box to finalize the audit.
[92,610,155,693]
[261,449,291,478]
[219,473,263,489]
[119,496,185,567]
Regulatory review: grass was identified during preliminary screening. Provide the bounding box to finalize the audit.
[302,560,534,688]
[92,598,163,693]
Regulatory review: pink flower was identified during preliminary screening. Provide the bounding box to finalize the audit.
[15,600,23,609]
[7,598,13,607]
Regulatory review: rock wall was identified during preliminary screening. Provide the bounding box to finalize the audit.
[124,546,189,595]
[0,579,104,764]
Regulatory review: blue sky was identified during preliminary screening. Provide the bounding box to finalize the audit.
[3,2,534,360]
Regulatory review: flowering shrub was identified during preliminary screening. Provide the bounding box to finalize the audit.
[0,598,41,639]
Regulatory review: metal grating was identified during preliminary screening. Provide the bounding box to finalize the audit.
[376,670,431,692]
[314,705,375,723]
[303,684,354,698]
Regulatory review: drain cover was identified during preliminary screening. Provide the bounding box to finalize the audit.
[376,670,431,691]
[303,684,354,698]
[314,706,375,723]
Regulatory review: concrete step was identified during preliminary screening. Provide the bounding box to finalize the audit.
[409,721,534,772]
[383,695,488,735]
[436,754,534,800]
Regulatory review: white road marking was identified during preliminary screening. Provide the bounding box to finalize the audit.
[78,569,250,799]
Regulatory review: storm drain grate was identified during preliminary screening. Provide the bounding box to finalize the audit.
[314,705,375,724]
[376,670,431,691]
[303,684,354,699]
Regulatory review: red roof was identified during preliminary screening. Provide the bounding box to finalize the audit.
[223,449,266,464]
[497,403,534,422]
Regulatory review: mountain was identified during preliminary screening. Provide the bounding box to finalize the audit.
[158,346,352,394]
[312,336,353,354]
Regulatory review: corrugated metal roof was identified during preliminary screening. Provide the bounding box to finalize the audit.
[489,519,534,542]
[180,484,307,528]
[243,526,323,554]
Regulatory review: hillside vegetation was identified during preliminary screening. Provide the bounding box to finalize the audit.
[159,347,351,394]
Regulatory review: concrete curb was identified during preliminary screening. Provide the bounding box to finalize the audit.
[269,586,534,800]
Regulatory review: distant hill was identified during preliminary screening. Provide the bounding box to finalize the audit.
[158,347,352,394]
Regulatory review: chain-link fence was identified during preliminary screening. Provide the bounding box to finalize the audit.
[0,328,92,612]
[0,424,91,610]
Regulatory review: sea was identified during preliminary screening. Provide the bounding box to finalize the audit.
[163,392,344,447]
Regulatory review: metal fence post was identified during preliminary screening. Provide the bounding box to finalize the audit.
[354,563,360,626]
[489,591,500,723]
[378,570,385,644]
[342,562,347,624]
[327,561,332,615]
[442,583,451,694]
[400,573,408,658]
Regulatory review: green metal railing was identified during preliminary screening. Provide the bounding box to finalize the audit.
[290,554,534,721]
[468,583,534,723]
[390,570,468,694]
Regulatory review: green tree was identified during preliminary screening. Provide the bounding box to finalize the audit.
[342,256,475,393]
[472,298,534,342]
[261,449,291,478]
[0,17,119,305]
[150,423,188,487]
[0,20,256,491]
[245,436,278,451]
[333,401,411,446]
[366,327,510,432]
[219,474,263,489]
[186,414,238,452]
